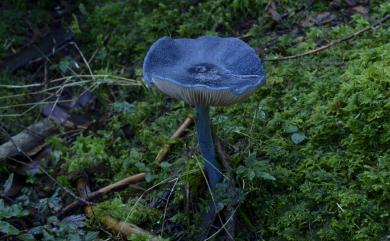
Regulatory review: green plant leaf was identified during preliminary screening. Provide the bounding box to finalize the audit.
[285,125,299,133]
[236,154,276,181]
[258,172,277,181]
[0,220,21,235]
[3,173,13,193]
[291,133,306,144]
[0,199,29,219]
[17,233,36,241]
[85,231,99,241]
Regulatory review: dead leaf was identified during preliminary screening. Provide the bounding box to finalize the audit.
[19,160,41,176]
[330,0,342,8]
[344,0,358,7]
[3,173,26,197]
[23,146,52,175]
[26,143,47,156]
[352,5,369,15]
[300,12,336,27]
[315,12,336,25]
[41,103,70,124]
[300,16,316,27]
[266,0,282,22]
[72,91,96,109]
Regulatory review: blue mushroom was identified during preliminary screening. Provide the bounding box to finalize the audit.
[143,35,266,222]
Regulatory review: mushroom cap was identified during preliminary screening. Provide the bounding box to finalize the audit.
[143,36,266,106]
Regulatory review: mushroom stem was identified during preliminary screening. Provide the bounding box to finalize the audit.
[195,106,222,190]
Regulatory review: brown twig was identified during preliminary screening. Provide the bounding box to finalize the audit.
[155,116,194,163]
[76,178,156,238]
[264,14,389,61]
[61,173,145,216]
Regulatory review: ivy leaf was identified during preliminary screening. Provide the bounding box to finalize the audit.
[3,173,13,193]
[291,133,306,144]
[145,173,153,182]
[0,199,29,219]
[259,110,266,121]
[285,125,299,133]
[78,3,88,15]
[236,154,276,181]
[85,231,99,241]
[112,101,134,113]
[160,161,172,170]
[0,220,21,236]
[58,58,71,73]
[257,172,277,181]
[17,233,36,241]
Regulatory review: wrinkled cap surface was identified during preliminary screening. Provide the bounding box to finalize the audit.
[143,36,266,106]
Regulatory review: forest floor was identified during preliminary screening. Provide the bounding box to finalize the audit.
[0,1,389,240]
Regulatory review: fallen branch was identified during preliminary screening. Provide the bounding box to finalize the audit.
[61,173,145,216]
[0,119,57,161]
[155,116,194,163]
[76,178,156,239]
[264,14,389,61]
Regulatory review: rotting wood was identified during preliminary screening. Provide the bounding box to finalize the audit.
[0,119,57,161]
[61,173,145,216]
[155,116,194,163]
[76,178,156,239]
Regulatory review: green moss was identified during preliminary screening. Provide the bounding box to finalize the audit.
[69,3,389,238]
[233,20,389,240]
[93,197,160,225]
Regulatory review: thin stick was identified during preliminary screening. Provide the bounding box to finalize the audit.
[60,173,145,216]
[160,177,179,236]
[0,79,137,101]
[0,74,139,89]
[194,157,232,240]
[70,42,96,81]
[0,99,73,110]
[264,14,389,61]
[155,116,194,163]
[76,178,156,239]
[97,173,145,194]
[0,83,44,89]
[203,205,239,241]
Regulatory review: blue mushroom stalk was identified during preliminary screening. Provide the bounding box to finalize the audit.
[143,36,266,224]
[195,105,221,190]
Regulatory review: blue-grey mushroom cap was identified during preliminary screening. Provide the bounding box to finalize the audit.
[143,36,266,106]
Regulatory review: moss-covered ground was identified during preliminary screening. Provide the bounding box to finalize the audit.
[0,0,389,240]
